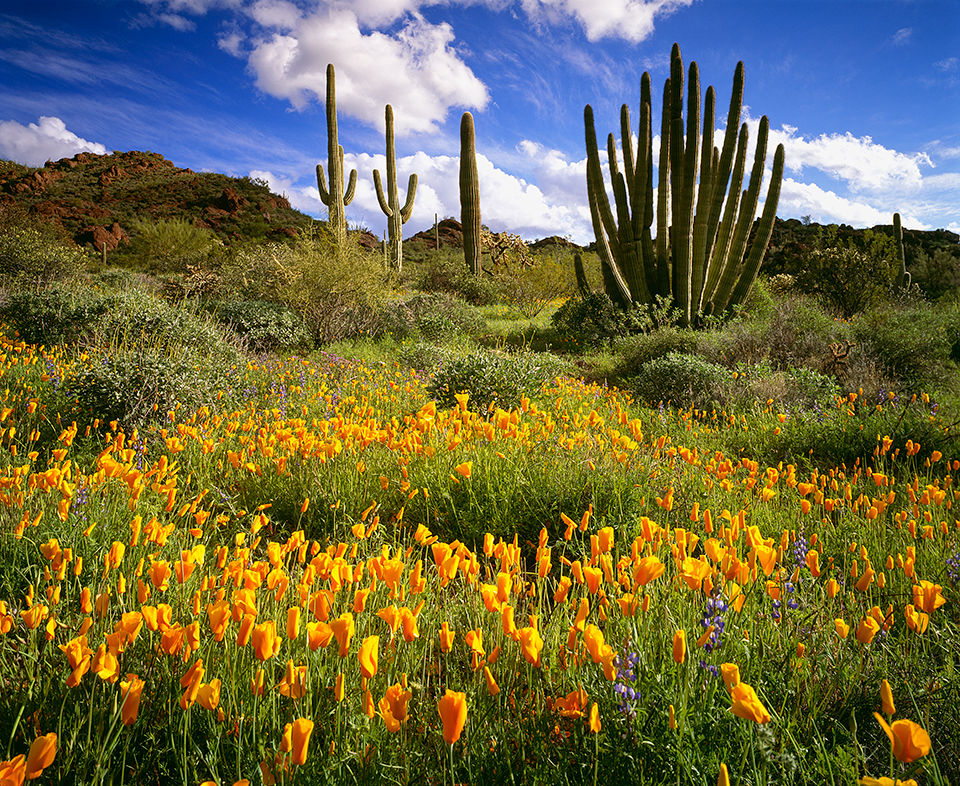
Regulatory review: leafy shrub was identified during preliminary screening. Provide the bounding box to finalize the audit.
[851,300,956,393]
[114,218,221,274]
[207,299,312,353]
[725,361,841,411]
[0,283,112,345]
[0,224,88,290]
[412,248,499,306]
[629,352,729,408]
[426,348,570,410]
[612,327,699,379]
[790,227,899,318]
[494,251,576,318]
[404,292,485,343]
[551,292,642,349]
[219,235,389,345]
[66,344,232,430]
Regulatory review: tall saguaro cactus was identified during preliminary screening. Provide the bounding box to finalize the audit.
[893,212,911,289]
[316,63,358,247]
[584,43,785,327]
[373,105,418,273]
[459,112,482,276]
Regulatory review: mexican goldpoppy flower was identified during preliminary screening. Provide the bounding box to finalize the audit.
[873,713,930,764]
[437,690,467,745]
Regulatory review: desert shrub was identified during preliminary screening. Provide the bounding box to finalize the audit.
[699,291,850,373]
[0,283,112,345]
[612,327,699,379]
[118,217,221,274]
[851,300,956,393]
[426,348,570,410]
[910,246,960,301]
[65,344,231,431]
[412,248,499,305]
[725,361,841,411]
[219,235,389,345]
[791,227,899,318]
[0,224,87,290]
[629,352,729,408]
[206,299,312,353]
[551,292,641,349]
[494,251,576,318]
[404,292,485,343]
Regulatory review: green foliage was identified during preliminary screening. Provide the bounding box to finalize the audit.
[426,347,570,410]
[411,246,499,305]
[792,226,900,318]
[219,234,389,345]
[612,326,699,377]
[399,292,486,343]
[851,298,958,392]
[494,250,577,318]
[629,351,729,408]
[552,292,680,349]
[117,217,221,274]
[0,282,113,345]
[911,246,960,301]
[0,224,88,290]
[206,299,313,353]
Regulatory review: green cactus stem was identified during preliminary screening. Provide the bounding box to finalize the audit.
[460,112,482,276]
[316,63,358,247]
[583,44,784,327]
[373,105,418,274]
[893,212,911,289]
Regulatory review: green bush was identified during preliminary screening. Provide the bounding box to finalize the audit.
[629,352,729,408]
[551,292,644,349]
[852,299,956,393]
[412,248,499,306]
[404,292,485,343]
[612,327,699,379]
[0,283,112,345]
[0,224,88,290]
[791,227,899,318]
[494,250,576,318]
[219,234,389,345]
[116,218,221,274]
[207,299,312,353]
[426,347,570,410]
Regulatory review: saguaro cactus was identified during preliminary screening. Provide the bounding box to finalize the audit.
[459,112,482,276]
[584,43,785,327]
[893,212,911,289]
[373,105,418,273]
[316,63,358,247]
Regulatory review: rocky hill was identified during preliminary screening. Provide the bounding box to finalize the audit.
[0,150,315,251]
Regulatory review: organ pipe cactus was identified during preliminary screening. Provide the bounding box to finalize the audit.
[460,112,482,276]
[316,63,358,247]
[584,43,785,327]
[893,212,911,289]
[374,105,418,273]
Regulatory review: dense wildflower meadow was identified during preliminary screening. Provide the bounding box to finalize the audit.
[0,322,957,786]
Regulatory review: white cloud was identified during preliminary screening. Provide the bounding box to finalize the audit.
[934,57,958,72]
[246,7,489,134]
[519,0,694,42]
[892,27,912,45]
[249,168,323,215]
[768,125,932,196]
[0,116,108,166]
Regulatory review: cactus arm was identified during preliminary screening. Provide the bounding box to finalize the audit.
[373,169,393,216]
[655,77,672,299]
[589,177,632,308]
[702,123,749,307]
[343,161,357,205]
[399,174,418,222]
[620,104,636,209]
[691,85,715,316]
[711,115,770,313]
[585,105,623,266]
[460,112,482,276]
[316,163,331,205]
[673,60,700,325]
[726,143,785,311]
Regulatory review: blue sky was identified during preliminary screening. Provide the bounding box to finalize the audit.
[1,0,957,245]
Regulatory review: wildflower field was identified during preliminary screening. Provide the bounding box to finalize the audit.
[0,321,957,786]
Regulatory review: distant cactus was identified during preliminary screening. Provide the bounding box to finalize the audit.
[316,64,358,247]
[584,44,784,327]
[373,105,418,273]
[459,112,482,276]
[574,252,592,297]
[893,212,911,289]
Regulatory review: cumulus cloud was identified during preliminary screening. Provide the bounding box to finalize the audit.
[0,116,108,166]
[768,124,933,196]
[519,0,694,42]
[246,7,489,134]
